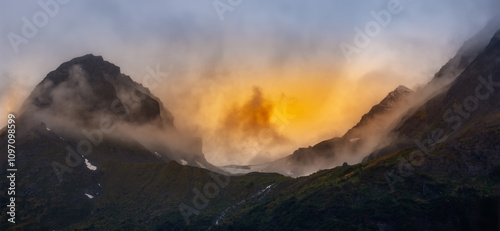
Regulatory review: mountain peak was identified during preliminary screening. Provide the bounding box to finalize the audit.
[346,85,412,134]
[45,54,120,85]
[384,85,412,102]
[394,85,411,93]
[21,54,174,128]
[431,16,500,83]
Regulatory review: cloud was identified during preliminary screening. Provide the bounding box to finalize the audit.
[221,87,276,137]
[1,1,499,166]
[206,87,289,164]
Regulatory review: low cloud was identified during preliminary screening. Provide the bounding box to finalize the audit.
[1,1,499,168]
[208,87,290,165]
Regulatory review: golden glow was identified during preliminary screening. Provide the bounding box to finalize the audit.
[158,64,399,166]
[0,82,25,127]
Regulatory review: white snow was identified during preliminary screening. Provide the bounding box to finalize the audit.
[210,183,275,229]
[85,193,94,199]
[154,152,161,157]
[85,159,97,171]
[180,159,187,165]
[195,161,206,168]
[349,138,360,142]
[46,127,51,131]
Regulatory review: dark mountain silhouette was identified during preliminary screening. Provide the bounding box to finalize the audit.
[15,54,218,169]
[20,54,174,129]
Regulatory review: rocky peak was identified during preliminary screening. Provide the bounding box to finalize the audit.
[21,54,174,128]
[345,85,412,136]
[431,15,500,83]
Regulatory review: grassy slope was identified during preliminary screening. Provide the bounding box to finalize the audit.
[212,119,500,230]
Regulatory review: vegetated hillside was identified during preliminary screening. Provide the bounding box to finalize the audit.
[0,121,289,230]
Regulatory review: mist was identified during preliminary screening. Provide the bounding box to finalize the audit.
[1,1,499,166]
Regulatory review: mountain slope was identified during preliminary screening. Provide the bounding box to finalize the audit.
[430,15,500,86]
[0,55,232,230]
[20,54,173,129]
[0,120,286,230]
[252,85,413,177]
[209,29,500,231]
[15,54,218,169]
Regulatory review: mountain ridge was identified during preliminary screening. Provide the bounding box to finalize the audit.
[20,54,174,130]
[223,85,414,177]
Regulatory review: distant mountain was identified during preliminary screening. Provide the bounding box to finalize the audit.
[241,85,413,177]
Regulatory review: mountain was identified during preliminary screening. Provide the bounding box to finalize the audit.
[242,85,413,177]
[20,54,173,129]
[206,28,500,231]
[0,54,229,230]
[366,28,500,166]
[430,15,500,86]
[364,17,500,162]
[15,54,218,169]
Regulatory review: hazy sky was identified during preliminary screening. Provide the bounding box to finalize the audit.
[1,0,498,165]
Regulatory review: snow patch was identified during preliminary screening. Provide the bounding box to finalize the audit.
[85,193,94,199]
[154,151,161,157]
[349,138,360,142]
[180,159,187,165]
[195,161,206,168]
[85,159,97,171]
[46,127,51,131]
[210,183,276,229]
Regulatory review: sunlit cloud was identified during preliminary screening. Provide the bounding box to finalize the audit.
[1,0,498,165]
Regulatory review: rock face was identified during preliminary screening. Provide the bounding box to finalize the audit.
[364,28,500,177]
[0,54,224,230]
[430,15,500,85]
[21,54,174,129]
[343,85,412,139]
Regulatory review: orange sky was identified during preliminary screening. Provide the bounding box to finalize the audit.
[157,64,402,165]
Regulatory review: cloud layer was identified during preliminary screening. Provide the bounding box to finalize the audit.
[1,0,499,165]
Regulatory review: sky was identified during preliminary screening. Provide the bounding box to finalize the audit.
[1,0,499,165]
